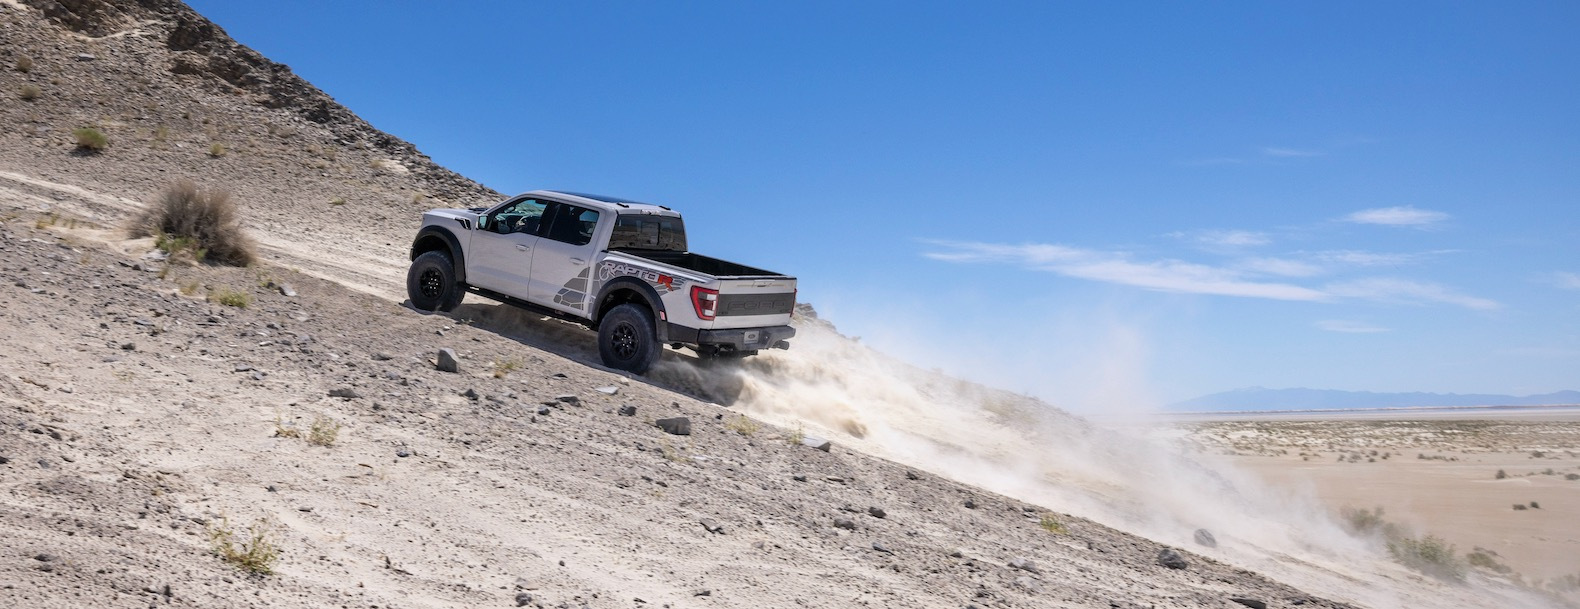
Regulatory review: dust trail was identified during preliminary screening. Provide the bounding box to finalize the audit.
[651,314,1561,609]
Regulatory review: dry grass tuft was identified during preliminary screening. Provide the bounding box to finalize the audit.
[209,515,280,575]
[73,127,108,151]
[725,414,762,436]
[209,287,251,308]
[1038,513,1069,534]
[130,180,256,266]
[307,414,341,447]
[19,84,40,101]
[15,56,33,73]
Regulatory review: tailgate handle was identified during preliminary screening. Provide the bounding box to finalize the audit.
[515,244,530,251]
[570,258,586,266]
[753,279,774,287]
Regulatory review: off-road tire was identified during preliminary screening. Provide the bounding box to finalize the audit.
[599,303,661,374]
[407,250,463,312]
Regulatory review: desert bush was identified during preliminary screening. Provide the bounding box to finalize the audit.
[209,287,251,308]
[725,414,762,436]
[208,142,227,157]
[209,516,280,575]
[1038,514,1068,534]
[130,180,256,266]
[786,422,806,446]
[19,84,40,101]
[307,414,341,447]
[73,127,108,151]
[1387,534,1465,582]
[1466,549,1513,574]
[492,357,522,379]
[1567,473,1579,481]
[1339,506,1389,535]
[1530,501,1540,509]
[1496,469,1508,479]
[15,56,32,73]
[328,196,346,206]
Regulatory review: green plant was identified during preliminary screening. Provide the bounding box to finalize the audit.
[1467,550,1514,574]
[725,414,762,436]
[129,180,256,266]
[1038,514,1068,534]
[209,516,280,575]
[209,287,251,308]
[180,280,201,296]
[208,142,227,157]
[786,422,806,446]
[1387,534,1465,582]
[19,84,40,101]
[16,56,32,73]
[155,232,207,262]
[307,414,341,447]
[328,196,346,206]
[492,357,522,379]
[73,127,108,151]
[658,439,691,464]
[272,416,300,438]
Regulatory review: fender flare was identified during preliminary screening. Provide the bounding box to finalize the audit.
[410,225,467,285]
[594,276,669,343]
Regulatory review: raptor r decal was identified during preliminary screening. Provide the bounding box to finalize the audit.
[598,261,687,293]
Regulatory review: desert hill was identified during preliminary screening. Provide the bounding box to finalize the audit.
[0,1,1563,608]
[1171,387,1580,413]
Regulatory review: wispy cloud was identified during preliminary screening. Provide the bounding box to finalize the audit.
[1343,206,1449,227]
[1237,257,1326,277]
[1311,250,1425,267]
[1326,278,1500,310]
[1552,271,1580,291]
[924,240,1500,311]
[1262,147,1324,158]
[1316,320,1391,333]
[1196,229,1271,248]
[922,241,1327,301]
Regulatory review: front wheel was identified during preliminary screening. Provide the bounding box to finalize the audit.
[598,303,661,374]
[407,250,463,312]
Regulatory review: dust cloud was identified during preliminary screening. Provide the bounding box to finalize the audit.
[649,314,1562,609]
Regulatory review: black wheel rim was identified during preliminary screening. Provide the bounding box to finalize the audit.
[419,268,444,299]
[611,321,638,360]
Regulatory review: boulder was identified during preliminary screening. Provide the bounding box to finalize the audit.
[436,348,458,373]
[656,417,691,435]
[1193,528,1217,548]
[1157,548,1188,570]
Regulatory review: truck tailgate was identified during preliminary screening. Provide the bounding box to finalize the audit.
[708,277,796,329]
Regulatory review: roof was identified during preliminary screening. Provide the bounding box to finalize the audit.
[528,190,679,216]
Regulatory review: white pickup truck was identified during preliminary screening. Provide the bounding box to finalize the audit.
[405,190,797,374]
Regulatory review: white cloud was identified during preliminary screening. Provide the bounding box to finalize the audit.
[1553,272,1580,291]
[1326,278,1500,311]
[1262,147,1324,158]
[1312,250,1422,267]
[1194,229,1271,248]
[924,242,1499,311]
[1237,257,1326,277]
[1316,320,1391,333]
[922,241,1327,301]
[1343,206,1449,227]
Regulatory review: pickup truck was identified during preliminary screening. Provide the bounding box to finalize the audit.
[405,190,797,374]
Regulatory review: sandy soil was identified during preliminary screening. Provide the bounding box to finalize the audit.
[1181,418,1580,585]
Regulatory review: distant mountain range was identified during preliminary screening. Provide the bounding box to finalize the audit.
[1168,387,1580,412]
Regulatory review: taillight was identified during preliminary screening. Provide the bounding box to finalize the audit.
[691,286,718,321]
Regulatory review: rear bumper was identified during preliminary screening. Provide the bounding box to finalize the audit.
[667,323,796,350]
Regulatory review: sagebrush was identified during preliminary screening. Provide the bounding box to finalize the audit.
[209,516,280,575]
[130,180,256,266]
[73,127,108,151]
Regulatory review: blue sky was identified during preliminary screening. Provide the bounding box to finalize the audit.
[186,1,1579,410]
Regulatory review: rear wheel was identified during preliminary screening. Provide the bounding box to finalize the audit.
[407,250,463,312]
[598,303,661,374]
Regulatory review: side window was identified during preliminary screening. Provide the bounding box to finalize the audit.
[541,203,600,246]
[487,198,547,235]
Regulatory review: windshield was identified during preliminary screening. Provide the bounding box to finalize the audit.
[609,213,687,252]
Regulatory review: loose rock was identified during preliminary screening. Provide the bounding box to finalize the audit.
[833,518,857,530]
[1008,557,1039,574]
[800,434,832,452]
[868,506,887,519]
[872,542,893,554]
[700,519,724,534]
[514,592,533,607]
[436,348,459,373]
[1229,599,1267,609]
[617,405,637,417]
[595,386,619,395]
[555,394,580,406]
[1157,548,1188,570]
[1193,528,1217,548]
[328,387,359,399]
[656,417,691,436]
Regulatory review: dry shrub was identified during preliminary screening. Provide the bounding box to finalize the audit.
[131,180,255,266]
[16,56,32,73]
[73,127,108,151]
[19,84,40,101]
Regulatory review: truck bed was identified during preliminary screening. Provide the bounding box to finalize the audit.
[616,250,789,279]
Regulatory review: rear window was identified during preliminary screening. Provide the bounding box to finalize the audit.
[610,213,687,252]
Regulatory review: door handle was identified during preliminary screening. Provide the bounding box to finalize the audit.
[570,258,586,265]
[515,244,530,251]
